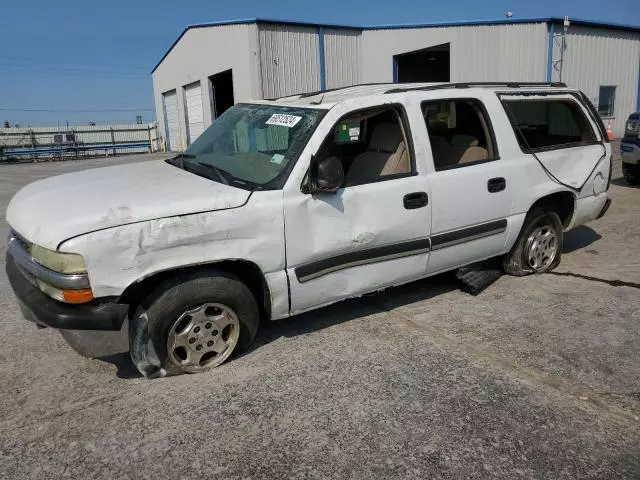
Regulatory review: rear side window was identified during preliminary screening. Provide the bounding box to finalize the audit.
[422,98,498,171]
[502,99,597,152]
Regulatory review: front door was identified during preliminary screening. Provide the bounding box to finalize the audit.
[283,103,431,315]
[420,95,513,274]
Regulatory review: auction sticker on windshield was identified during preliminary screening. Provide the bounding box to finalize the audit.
[266,114,302,128]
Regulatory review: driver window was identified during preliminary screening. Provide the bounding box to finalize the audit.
[315,106,414,186]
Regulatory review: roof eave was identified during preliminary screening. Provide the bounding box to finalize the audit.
[151,16,640,73]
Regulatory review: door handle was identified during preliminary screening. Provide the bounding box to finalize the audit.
[487,177,506,193]
[403,192,428,209]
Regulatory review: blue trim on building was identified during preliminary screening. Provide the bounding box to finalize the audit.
[362,17,640,31]
[547,22,555,82]
[152,16,640,74]
[248,128,257,150]
[637,58,640,112]
[393,56,399,83]
[318,27,326,90]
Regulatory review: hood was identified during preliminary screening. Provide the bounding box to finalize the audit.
[6,159,251,249]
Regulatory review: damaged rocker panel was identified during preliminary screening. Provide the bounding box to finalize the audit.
[295,218,508,283]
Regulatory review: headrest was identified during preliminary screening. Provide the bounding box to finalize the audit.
[368,122,403,152]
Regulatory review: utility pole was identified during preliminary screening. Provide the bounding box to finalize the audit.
[553,16,570,83]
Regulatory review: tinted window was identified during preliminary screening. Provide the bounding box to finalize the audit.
[422,99,497,171]
[502,99,596,152]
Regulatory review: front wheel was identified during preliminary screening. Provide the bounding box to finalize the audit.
[129,270,259,377]
[503,208,563,276]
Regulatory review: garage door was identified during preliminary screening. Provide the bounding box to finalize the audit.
[162,90,180,151]
[184,82,205,145]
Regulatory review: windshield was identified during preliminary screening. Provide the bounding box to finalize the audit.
[170,103,325,190]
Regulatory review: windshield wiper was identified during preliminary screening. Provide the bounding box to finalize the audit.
[194,161,230,185]
[166,155,230,185]
[165,153,195,167]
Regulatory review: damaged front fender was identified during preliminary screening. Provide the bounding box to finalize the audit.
[58,190,287,316]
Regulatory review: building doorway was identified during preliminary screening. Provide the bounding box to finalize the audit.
[394,43,450,83]
[210,69,235,120]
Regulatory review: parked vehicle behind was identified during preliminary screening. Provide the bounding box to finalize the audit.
[6,82,612,377]
[621,111,640,185]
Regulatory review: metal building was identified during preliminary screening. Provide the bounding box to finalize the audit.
[152,17,640,148]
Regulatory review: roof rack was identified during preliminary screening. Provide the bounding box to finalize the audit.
[385,82,568,94]
[271,82,394,101]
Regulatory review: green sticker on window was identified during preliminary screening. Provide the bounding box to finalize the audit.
[335,122,361,143]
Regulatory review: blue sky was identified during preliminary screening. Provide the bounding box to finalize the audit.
[1,0,638,126]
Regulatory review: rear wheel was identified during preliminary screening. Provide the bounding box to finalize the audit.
[503,208,563,276]
[128,270,259,377]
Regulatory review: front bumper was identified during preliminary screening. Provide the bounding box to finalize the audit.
[621,139,640,165]
[6,252,128,331]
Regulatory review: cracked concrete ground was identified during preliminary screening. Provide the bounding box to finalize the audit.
[0,149,638,479]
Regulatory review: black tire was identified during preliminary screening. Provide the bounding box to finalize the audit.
[128,269,259,377]
[503,208,563,277]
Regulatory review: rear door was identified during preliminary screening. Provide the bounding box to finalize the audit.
[419,92,515,274]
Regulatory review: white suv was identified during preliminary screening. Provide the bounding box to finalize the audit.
[6,82,612,377]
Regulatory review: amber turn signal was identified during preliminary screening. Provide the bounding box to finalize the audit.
[62,289,95,304]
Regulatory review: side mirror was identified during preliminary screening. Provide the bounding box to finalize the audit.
[307,155,344,194]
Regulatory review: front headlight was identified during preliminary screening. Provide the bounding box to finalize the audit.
[31,244,87,274]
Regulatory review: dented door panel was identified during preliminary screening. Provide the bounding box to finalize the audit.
[284,176,431,314]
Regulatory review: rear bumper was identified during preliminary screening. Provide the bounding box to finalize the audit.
[596,198,612,219]
[6,253,128,331]
[566,193,610,230]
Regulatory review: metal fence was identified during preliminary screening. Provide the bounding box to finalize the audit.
[0,123,161,161]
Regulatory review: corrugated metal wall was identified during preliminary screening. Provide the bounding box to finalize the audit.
[258,24,321,98]
[360,23,548,83]
[551,25,640,137]
[324,29,361,89]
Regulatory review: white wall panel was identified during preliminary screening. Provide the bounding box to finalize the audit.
[361,23,548,83]
[258,24,320,98]
[551,25,640,137]
[324,29,361,89]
